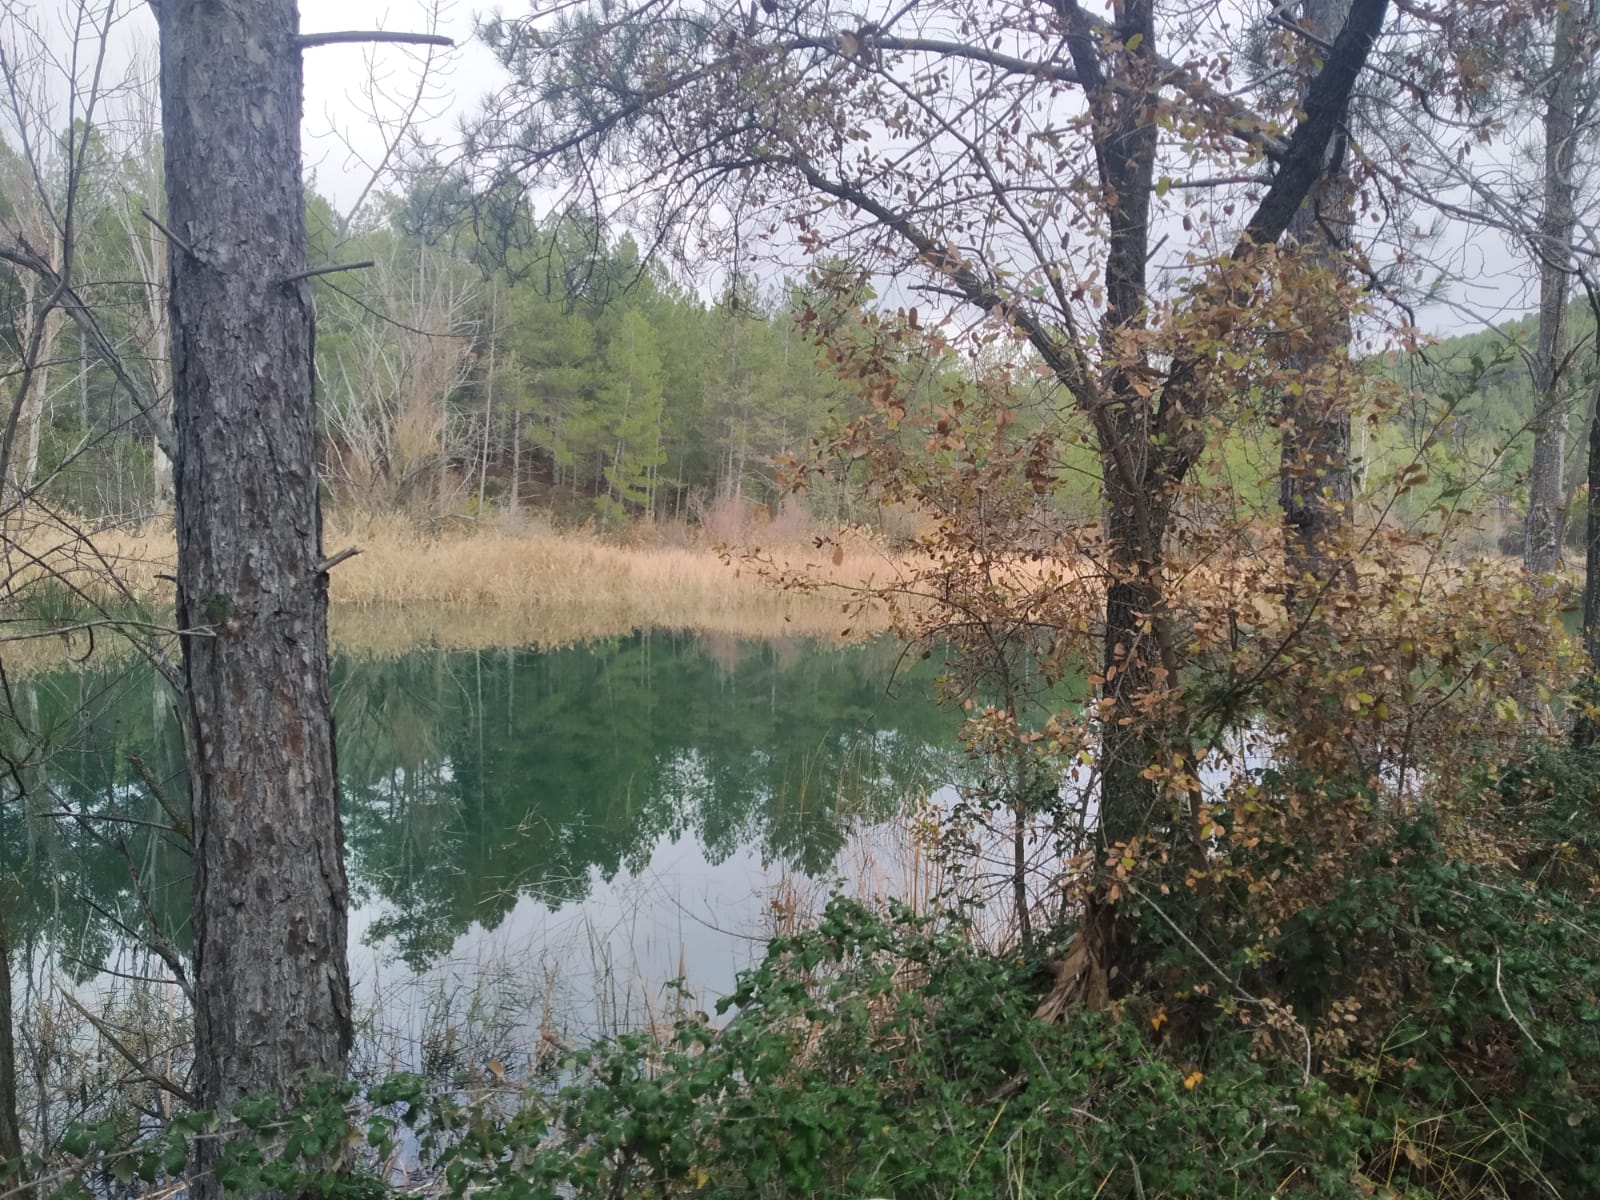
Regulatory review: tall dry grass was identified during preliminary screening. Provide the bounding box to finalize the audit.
[322,514,895,622]
[1,517,175,608]
[0,514,904,673]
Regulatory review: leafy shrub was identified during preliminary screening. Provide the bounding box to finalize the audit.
[37,750,1600,1200]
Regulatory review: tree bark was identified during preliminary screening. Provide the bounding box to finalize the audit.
[1280,0,1356,602]
[1578,300,1600,747]
[1058,0,1166,861]
[1525,1,1582,575]
[154,0,352,1177]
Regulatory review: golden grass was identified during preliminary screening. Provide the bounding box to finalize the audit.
[328,602,868,660]
[321,516,896,620]
[0,515,901,674]
[1,519,175,608]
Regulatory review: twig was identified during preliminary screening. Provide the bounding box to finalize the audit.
[0,617,206,644]
[316,546,361,574]
[113,829,195,1003]
[130,753,192,841]
[37,810,182,835]
[277,260,374,286]
[140,208,197,260]
[0,244,179,461]
[56,989,198,1106]
[296,31,454,49]
[1495,949,1543,1050]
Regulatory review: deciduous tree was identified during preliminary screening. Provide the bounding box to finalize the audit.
[468,0,1390,988]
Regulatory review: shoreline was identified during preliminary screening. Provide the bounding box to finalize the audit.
[0,518,900,674]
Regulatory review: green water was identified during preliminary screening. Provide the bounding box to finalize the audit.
[0,630,959,1025]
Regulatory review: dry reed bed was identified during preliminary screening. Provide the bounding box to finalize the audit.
[0,518,906,674]
[327,603,870,661]
[322,524,894,616]
[2,520,177,606]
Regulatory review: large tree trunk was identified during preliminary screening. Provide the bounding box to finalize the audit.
[1280,0,1356,601]
[155,0,352,1176]
[1525,2,1582,575]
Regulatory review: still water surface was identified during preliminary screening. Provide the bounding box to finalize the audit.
[3,630,960,1047]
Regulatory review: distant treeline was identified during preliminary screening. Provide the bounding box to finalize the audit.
[0,138,893,528]
[5,131,1582,544]
[1357,305,1598,549]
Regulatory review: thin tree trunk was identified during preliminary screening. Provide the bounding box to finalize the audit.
[22,352,49,493]
[511,406,521,509]
[16,245,65,497]
[1012,769,1031,948]
[155,4,352,1189]
[1578,299,1600,747]
[78,328,90,432]
[0,273,51,506]
[1280,0,1356,601]
[0,910,23,1176]
[478,289,496,517]
[1526,1,1582,575]
[146,244,175,516]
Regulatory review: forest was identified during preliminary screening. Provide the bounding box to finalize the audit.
[8,0,1600,1199]
[10,149,1593,549]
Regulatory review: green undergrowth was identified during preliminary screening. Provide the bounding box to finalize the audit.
[21,748,1600,1200]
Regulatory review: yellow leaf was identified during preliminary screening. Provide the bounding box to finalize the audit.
[1183,1070,1204,1090]
[1151,1007,1168,1031]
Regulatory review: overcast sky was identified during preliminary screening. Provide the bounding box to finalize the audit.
[297,1,508,220]
[96,1,509,222]
[290,1,1543,339]
[16,0,1553,339]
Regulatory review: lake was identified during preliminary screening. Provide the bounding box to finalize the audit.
[0,629,962,1065]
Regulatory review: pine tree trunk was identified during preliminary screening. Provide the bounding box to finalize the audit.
[155,3,352,1187]
[1526,2,1582,575]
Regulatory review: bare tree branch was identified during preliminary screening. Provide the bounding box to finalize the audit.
[297,30,454,49]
